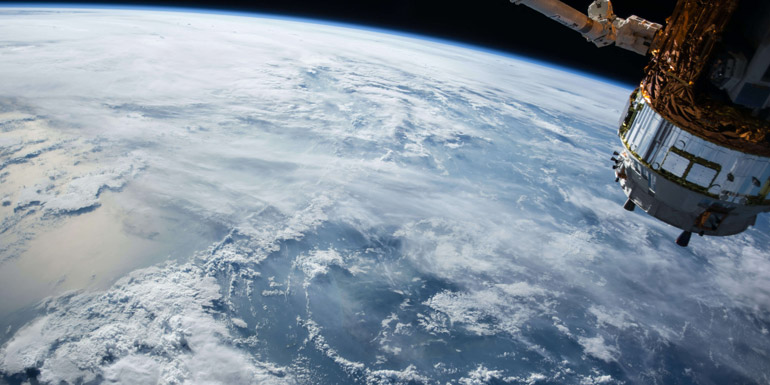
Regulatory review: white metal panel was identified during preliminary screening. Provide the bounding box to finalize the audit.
[686,163,718,187]
[637,113,662,157]
[662,151,689,177]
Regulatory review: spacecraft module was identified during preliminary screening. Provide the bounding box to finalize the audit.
[513,0,770,246]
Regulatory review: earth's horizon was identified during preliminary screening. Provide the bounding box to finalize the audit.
[0,6,768,385]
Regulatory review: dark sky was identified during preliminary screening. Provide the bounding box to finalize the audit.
[5,0,676,84]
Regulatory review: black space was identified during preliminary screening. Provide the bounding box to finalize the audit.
[3,0,677,84]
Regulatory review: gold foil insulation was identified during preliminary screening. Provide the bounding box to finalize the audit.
[640,0,770,157]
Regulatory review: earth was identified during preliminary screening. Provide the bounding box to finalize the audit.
[0,7,769,385]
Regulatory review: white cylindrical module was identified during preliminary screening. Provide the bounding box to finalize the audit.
[616,92,770,236]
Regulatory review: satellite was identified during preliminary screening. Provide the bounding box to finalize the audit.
[513,0,770,246]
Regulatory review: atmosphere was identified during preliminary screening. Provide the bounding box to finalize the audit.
[0,1,675,83]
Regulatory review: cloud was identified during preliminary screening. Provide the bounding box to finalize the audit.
[15,160,140,214]
[577,335,619,363]
[424,282,553,337]
[0,263,293,384]
[294,248,346,287]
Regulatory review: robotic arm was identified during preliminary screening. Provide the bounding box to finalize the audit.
[511,0,661,55]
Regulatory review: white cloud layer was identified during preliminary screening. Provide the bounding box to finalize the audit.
[0,263,293,384]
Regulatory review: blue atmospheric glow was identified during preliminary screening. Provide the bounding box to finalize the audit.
[0,2,634,89]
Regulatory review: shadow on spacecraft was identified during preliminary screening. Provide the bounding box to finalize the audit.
[513,0,770,246]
